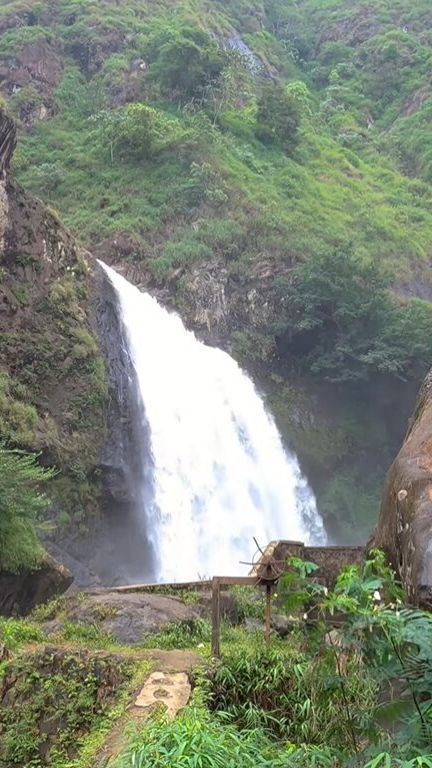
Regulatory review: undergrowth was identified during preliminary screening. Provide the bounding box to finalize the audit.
[134,551,432,768]
[0,647,149,768]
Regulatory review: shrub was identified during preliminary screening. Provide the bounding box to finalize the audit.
[0,447,54,572]
[118,702,285,768]
[273,247,432,382]
[140,619,211,649]
[256,83,302,154]
[94,103,189,162]
[144,23,228,100]
[0,373,38,447]
[208,643,375,744]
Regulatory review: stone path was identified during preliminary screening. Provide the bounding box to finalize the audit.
[135,670,191,719]
[92,649,200,767]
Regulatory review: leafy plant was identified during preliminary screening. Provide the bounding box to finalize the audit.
[119,700,287,768]
[0,618,45,651]
[143,22,228,100]
[256,82,303,154]
[0,447,55,572]
[273,247,432,382]
[139,619,211,650]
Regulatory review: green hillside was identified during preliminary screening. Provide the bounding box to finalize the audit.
[1,0,432,542]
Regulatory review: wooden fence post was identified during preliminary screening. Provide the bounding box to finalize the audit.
[265,583,272,645]
[211,576,221,658]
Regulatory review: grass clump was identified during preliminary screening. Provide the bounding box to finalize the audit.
[139,619,211,650]
[117,700,288,768]
[0,618,45,652]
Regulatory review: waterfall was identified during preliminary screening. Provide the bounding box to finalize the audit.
[99,261,326,582]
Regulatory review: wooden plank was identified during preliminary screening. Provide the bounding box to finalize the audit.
[87,576,256,596]
[88,580,213,595]
[217,576,257,586]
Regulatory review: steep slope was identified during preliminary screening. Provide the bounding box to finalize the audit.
[0,0,431,544]
[0,107,108,551]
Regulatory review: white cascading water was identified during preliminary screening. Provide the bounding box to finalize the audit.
[100,261,326,581]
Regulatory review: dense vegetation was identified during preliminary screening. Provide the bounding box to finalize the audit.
[0,447,54,572]
[3,553,432,766]
[117,554,432,767]
[1,0,432,544]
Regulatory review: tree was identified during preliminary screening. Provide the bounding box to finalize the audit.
[255,82,303,153]
[273,247,432,382]
[144,24,228,100]
[92,103,187,162]
[0,447,54,572]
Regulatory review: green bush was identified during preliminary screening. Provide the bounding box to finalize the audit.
[208,643,375,743]
[256,83,302,154]
[273,247,432,382]
[0,618,45,651]
[119,704,275,768]
[93,103,190,162]
[144,22,228,100]
[0,447,54,572]
[139,619,211,649]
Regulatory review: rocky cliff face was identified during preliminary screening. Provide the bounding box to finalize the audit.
[373,371,432,605]
[0,110,158,586]
[0,109,106,534]
[100,247,417,547]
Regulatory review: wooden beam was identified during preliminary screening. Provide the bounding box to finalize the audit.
[88,580,213,595]
[216,576,258,586]
[211,577,221,658]
[265,583,272,645]
[87,576,257,595]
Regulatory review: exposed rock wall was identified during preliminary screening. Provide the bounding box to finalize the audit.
[0,110,107,518]
[87,267,158,584]
[251,539,365,587]
[0,555,72,616]
[0,109,109,583]
[373,370,432,604]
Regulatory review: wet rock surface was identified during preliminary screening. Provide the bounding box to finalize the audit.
[43,591,203,645]
[373,370,432,604]
[41,588,241,645]
[0,555,72,617]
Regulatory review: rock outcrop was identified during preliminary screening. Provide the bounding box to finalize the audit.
[0,555,72,616]
[373,370,432,605]
[0,109,110,582]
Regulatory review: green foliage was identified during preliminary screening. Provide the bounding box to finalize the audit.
[208,641,375,744]
[230,586,265,621]
[0,447,54,572]
[275,550,432,758]
[93,103,189,162]
[30,596,66,623]
[140,619,211,650]
[143,22,228,100]
[118,697,314,768]
[0,25,51,57]
[0,648,134,768]
[274,247,432,382]
[0,618,45,652]
[256,82,303,153]
[51,621,116,649]
[0,374,38,446]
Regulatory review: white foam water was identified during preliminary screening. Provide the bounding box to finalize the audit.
[100,261,326,581]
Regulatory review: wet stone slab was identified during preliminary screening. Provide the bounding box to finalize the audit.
[134,671,191,719]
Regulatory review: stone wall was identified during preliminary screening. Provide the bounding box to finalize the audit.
[252,540,365,588]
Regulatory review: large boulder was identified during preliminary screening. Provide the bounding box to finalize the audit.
[373,370,432,605]
[0,555,73,616]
